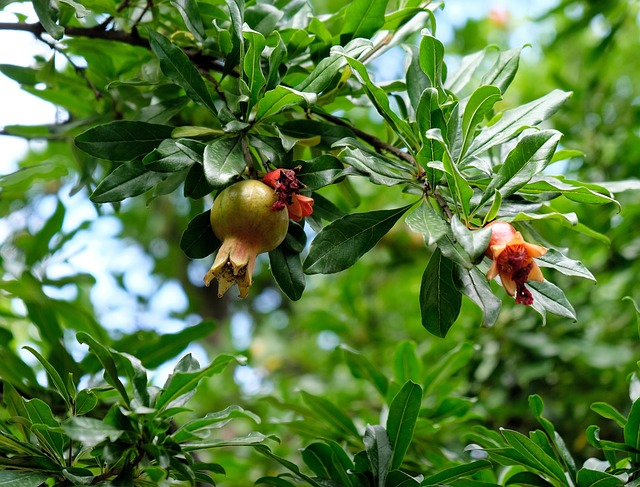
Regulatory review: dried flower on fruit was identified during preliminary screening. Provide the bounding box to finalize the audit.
[263,168,314,222]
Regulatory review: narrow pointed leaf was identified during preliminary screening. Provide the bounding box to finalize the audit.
[243,28,267,108]
[421,460,492,485]
[364,425,393,487]
[536,249,595,281]
[341,0,389,41]
[387,381,422,470]
[269,247,305,301]
[460,85,502,158]
[254,86,317,122]
[481,46,527,94]
[203,137,245,188]
[455,266,502,328]
[624,398,640,462]
[23,346,70,408]
[91,159,167,203]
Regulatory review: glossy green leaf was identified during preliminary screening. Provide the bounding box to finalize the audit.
[74,390,98,416]
[184,162,215,199]
[466,90,572,162]
[364,424,392,487]
[148,30,217,114]
[341,0,389,42]
[269,246,305,301]
[340,146,414,186]
[420,248,462,338]
[295,155,343,190]
[505,472,554,487]
[143,138,204,173]
[156,353,243,410]
[405,199,448,246]
[460,85,502,158]
[536,248,595,281]
[203,136,245,188]
[301,442,353,486]
[476,130,562,210]
[421,460,492,486]
[481,45,527,95]
[528,280,577,324]
[254,86,317,122]
[0,471,51,487]
[172,405,260,443]
[387,381,422,470]
[180,209,221,259]
[393,341,422,385]
[455,266,502,328]
[24,398,65,461]
[90,159,167,203]
[451,216,492,261]
[576,469,623,487]
[500,429,569,484]
[445,47,492,94]
[76,121,174,162]
[519,176,618,206]
[419,34,445,92]
[243,28,267,108]
[253,445,324,487]
[342,345,389,397]
[296,38,372,94]
[304,205,412,274]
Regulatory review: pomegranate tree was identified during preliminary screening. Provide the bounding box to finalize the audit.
[204,179,289,298]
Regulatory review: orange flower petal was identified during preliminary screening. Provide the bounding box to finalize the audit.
[528,261,544,282]
[500,272,517,297]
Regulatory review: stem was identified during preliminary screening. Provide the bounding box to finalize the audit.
[241,135,257,179]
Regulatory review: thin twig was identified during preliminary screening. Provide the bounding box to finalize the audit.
[241,135,257,179]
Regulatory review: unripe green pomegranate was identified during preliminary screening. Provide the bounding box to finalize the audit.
[204,179,289,298]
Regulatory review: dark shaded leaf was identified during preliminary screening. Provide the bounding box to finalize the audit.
[455,266,502,328]
[180,209,221,259]
[304,205,412,274]
[341,0,389,42]
[364,424,392,487]
[387,381,422,470]
[420,249,462,338]
[421,460,492,486]
[269,246,305,301]
[91,159,167,203]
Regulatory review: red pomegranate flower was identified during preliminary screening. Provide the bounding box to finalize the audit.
[484,221,547,306]
[263,168,314,222]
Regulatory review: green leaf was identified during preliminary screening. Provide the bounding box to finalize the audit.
[243,28,267,108]
[393,341,422,385]
[296,155,343,190]
[466,90,572,162]
[576,469,623,487]
[455,266,502,328]
[301,392,360,441]
[481,45,527,95]
[624,398,640,462]
[591,402,627,429]
[364,424,393,487]
[444,48,492,94]
[387,381,422,470]
[74,390,98,416]
[23,346,70,409]
[421,460,492,485]
[76,332,130,405]
[0,471,51,487]
[459,85,502,158]
[304,205,412,274]
[344,57,418,149]
[420,248,462,338]
[156,353,243,410]
[254,86,317,122]
[339,146,414,186]
[504,472,554,487]
[62,417,123,448]
[91,159,167,203]
[519,176,618,206]
[528,280,577,323]
[296,38,372,94]
[341,345,389,398]
[536,249,595,281]
[148,30,217,114]
[419,34,445,92]
[405,199,448,246]
[451,216,492,261]
[341,0,389,42]
[184,162,215,199]
[172,405,260,443]
[301,442,353,486]
[203,136,245,188]
[24,398,65,461]
[76,121,174,162]
[500,429,569,484]
[254,445,324,487]
[143,138,204,173]
[476,130,562,210]
[171,0,206,41]
[33,0,64,39]
[269,246,305,301]
[423,343,474,398]
[180,209,221,259]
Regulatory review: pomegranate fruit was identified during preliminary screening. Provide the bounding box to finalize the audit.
[204,179,289,298]
[484,221,547,305]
